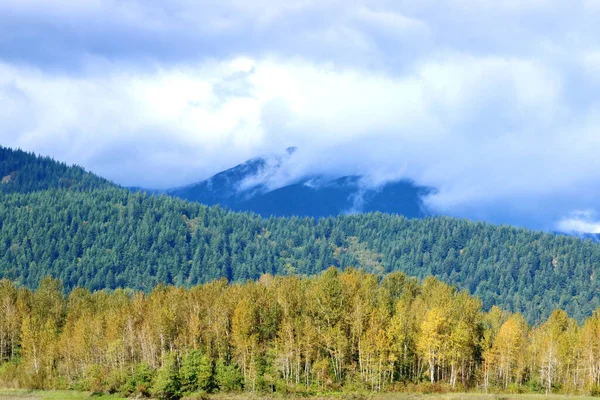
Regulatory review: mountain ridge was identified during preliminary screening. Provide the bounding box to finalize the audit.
[165,150,433,218]
[0,146,114,193]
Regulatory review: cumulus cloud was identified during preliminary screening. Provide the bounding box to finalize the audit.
[1,0,600,230]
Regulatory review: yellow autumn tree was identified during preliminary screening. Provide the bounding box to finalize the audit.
[417,307,449,383]
[491,313,527,388]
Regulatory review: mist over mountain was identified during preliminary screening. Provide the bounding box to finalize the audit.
[165,148,432,218]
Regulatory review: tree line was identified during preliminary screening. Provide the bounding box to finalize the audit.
[0,268,599,399]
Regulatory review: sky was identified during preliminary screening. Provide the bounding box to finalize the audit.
[1,0,600,232]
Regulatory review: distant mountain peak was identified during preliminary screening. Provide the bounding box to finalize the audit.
[167,150,433,218]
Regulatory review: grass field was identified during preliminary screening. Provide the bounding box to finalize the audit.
[0,392,597,400]
[0,390,126,400]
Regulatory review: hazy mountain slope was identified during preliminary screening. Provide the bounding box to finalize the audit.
[168,157,268,208]
[168,155,431,218]
[236,176,430,218]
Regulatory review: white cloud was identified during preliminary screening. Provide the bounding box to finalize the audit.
[0,54,576,193]
[352,7,430,37]
[580,50,600,83]
[557,210,600,234]
[1,0,600,230]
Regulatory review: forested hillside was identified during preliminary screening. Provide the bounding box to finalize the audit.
[0,269,597,397]
[1,184,599,323]
[0,146,113,193]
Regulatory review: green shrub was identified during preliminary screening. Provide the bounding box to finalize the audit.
[215,360,243,392]
[0,360,21,388]
[120,362,154,397]
[151,353,181,400]
[179,350,213,395]
[105,368,127,394]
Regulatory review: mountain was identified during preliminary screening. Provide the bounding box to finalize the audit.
[2,146,600,322]
[166,156,270,208]
[167,151,432,218]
